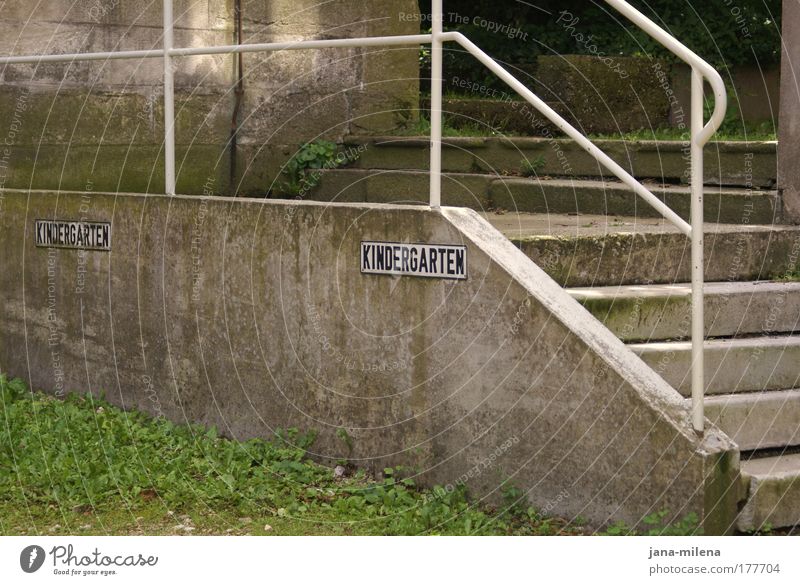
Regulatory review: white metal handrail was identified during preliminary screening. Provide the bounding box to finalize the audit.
[606,0,727,434]
[0,0,725,432]
[434,1,727,433]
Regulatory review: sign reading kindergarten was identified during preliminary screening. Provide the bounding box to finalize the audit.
[35,220,111,251]
[361,241,467,280]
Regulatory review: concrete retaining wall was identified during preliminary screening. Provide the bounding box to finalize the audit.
[0,0,420,197]
[0,189,740,532]
[441,57,780,136]
[779,0,800,223]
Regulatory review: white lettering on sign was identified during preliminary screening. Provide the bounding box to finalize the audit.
[35,220,111,251]
[361,241,467,280]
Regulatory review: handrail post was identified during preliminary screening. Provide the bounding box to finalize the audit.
[429,0,443,208]
[603,0,720,433]
[691,67,705,433]
[163,0,176,196]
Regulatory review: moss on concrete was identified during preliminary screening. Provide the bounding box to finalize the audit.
[703,449,743,535]
[535,55,672,135]
[512,228,800,287]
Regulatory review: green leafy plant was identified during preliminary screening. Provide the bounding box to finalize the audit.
[396,114,512,138]
[280,139,359,196]
[638,511,701,536]
[599,511,701,536]
[743,521,774,535]
[335,427,354,453]
[778,269,800,282]
[520,155,546,177]
[602,520,633,536]
[500,482,526,517]
[333,427,354,467]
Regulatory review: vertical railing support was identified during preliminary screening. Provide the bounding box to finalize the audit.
[163,0,176,196]
[428,0,443,208]
[690,67,705,433]
[603,0,727,434]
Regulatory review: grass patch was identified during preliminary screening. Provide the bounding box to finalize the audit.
[0,375,585,536]
[395,115,515,138]
[402,94,776,142]
[588,123,777,143]
[777,269,800,282]
[392,117,776,142]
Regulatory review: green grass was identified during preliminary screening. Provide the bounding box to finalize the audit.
[587,123,777,143]
[395,115,515,138]
[0,374,585,536]
[404,93,777,142]
[0,375,710,536]
[777,269,800,282]
[393,116,776,142]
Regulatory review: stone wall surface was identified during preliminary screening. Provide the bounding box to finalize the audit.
[0,189,740,532]
[443,53,779,137]
[0,0,420,196]
[780,0,800,223]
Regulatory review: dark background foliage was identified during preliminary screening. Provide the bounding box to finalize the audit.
[418,0,782,92]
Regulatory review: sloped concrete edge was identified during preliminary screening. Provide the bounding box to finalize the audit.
[442,207,742,534]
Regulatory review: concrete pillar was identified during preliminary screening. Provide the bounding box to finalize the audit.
[779,0,800,223]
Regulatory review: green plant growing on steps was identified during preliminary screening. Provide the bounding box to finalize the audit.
[280,139,360,196]
[777,268,800,282]
[520,155,546,177]
[395,114,515,138]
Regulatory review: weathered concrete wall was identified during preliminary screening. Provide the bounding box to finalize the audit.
[535,55,673,135]
[779,0,800,223]
[0,0,420,196]
[0,189,740,532]
[671,63,780,128]
[443,57,779,136]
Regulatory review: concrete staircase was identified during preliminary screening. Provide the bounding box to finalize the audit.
[501,214,800,532]
[307,136,779,223]
[305,135,799,532]
[568,279,800,531]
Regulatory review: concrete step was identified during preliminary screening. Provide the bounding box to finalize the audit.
[343,136,777,188]
[568,281,800,342]
[309,169,780,224]
[483,212,800,287]
[704,389,800,451]
[491,178,779,224]
[628,336,800,396]
[309,169,494,209]
[738,453,800,531]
